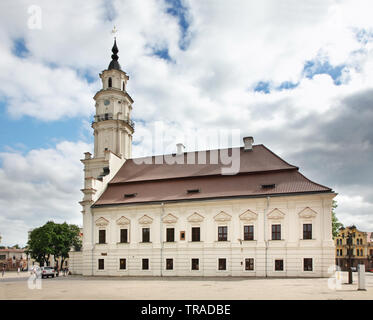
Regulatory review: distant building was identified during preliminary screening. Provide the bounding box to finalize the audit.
[335,226,373,270]
[0,248,28,271]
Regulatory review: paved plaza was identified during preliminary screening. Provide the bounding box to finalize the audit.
[1,271,373,300]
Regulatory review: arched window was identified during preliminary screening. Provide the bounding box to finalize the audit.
[108,77,112,88]
[122,82,125,91]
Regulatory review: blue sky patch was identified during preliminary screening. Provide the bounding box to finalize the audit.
[152,47,172,62]
[303,59,345,85]
[12,38,29,58]
[254,81,271,94]
[0,101,92,152]
[165,0,190,50]
[277,81,299,91]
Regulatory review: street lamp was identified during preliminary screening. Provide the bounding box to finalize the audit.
[346,231,355,284]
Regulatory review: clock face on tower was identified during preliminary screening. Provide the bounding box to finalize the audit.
[104,99,110,106]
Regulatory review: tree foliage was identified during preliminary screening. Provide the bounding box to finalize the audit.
[332,200,343,239]
[26,221,81,267]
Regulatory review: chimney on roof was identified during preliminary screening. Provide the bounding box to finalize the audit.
[176,143,185,155]
[243,136,254,151]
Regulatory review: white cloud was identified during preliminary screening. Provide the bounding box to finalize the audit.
[0,141,92,246]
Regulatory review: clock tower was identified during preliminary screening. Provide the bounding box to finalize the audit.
[79,40,135,274]
[92,39,134,159]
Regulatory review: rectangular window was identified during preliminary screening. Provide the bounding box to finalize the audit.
[192,227,200,242]
[119,258,126,270]
[303,224,312,240]
[191,259,199,270]
[218,226,228,241]
[180,231,185,241]
[244,225,254,240]
[218,258,227,270]
[304,258,313,271]
[142,228,150,243]
[166,228,175,242]
[166,259,173,270]
[98,259,104,270]
[98,230,106,244]
[0,255,6,260]
[142,259,149,270]
[275,259,283,271]
[120,229,128,243]
[245,258,254,271]
[272,224,281,240]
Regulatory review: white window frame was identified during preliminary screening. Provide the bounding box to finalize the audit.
[217,257,228,272]
[273,258,285,272]
[118,257,128,271]
[243,257,255,272]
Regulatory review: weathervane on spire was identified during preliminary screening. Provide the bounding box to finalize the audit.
[111,25,118,40]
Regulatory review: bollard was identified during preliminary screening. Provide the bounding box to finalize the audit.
[358,264,366,291]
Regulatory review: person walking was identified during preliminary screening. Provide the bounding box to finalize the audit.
[2,266,5,278]
[17,267,20,276]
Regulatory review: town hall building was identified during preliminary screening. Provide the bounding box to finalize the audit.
[69,40,336,277]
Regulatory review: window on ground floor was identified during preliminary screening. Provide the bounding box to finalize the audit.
[275,259,283,271]
[245,258,254,271]
[98,259,104,270]
[218,258,227,270]
[166,259,173,270]
[119,258,126,270]
[142,258,149,270]
[304,258,313,271]
[191,258,199,270]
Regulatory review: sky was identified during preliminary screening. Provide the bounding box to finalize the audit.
[0,0,373,246]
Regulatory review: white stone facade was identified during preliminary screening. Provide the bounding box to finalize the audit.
[72,193,335,277]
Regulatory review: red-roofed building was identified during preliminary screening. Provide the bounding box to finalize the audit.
[69,40,337,277]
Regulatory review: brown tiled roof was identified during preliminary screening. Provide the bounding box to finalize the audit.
[94,144,332,206]
[110,145,297,183]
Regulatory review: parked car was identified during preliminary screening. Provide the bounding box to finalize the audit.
[40,266,55,278]
[367,269,373,273]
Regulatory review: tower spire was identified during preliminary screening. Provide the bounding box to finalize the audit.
[108,26,121,71]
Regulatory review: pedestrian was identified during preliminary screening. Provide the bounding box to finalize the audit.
[17,267,20,276]
[2,266,5,278]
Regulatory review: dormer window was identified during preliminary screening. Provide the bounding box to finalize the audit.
[187,189,200,194]
[108,77,112,88]
[261,184,276,189]
[124,193,137,198]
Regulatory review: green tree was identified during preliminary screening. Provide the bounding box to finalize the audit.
[51,223,81,268]
[26,221,54,265]
[332,200,343,238]
[26,221,81,267]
